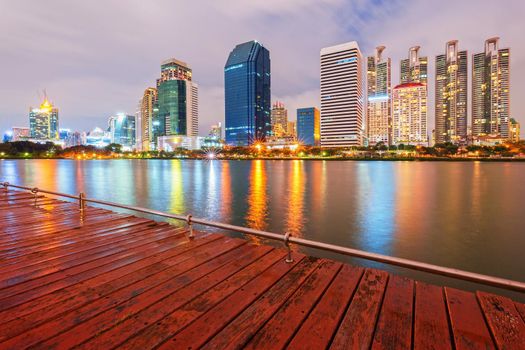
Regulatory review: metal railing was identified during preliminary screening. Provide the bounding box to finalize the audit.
[2,181,525,293]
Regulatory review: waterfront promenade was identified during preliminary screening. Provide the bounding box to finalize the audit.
[0,189,524,349]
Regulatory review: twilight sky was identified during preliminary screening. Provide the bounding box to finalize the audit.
[0,0,523,136]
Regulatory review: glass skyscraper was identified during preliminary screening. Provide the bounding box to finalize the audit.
[297,107,320,146]
[109,113,136,149]
[153,59,198,143]
[224,40,271,146]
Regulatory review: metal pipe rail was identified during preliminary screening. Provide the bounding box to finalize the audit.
[3,181,525,293]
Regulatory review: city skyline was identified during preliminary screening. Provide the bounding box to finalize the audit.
[0,1,524,138]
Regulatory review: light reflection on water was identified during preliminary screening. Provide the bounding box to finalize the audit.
[1,159,524,300]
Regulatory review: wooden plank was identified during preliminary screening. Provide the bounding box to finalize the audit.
[193,257,322,350]
[0,226,186,289]
[0,228,190,310]
[0,226,185,300]
[287,264,364,350]
[0,220,159,276]
[0,234,221,336]
[371,275,414,350]
[0,219,157,268]
[413,282,452,350]
[0,237,247,349]
[152,254,308,350]
[330,268,389,350]
[81,248,286,350]
[477,291,525,349]
[34,242,259,350]
[244,260,342,350]
[445,287,495,350]
[515,302,525,323]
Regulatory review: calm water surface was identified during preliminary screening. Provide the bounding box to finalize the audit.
[1,159,524,299]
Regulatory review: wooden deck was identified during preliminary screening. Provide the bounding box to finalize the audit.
[0,189,524,350]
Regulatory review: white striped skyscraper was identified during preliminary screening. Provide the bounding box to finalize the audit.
[320,41,364,147]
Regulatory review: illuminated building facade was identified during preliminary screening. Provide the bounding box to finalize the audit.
[139,87,157,151]
[297,107,320,146]
[12,127,30,141]
[400,46,428,85]
[367,46,391,145]
[271,101,288,137]
[153,59,198,143]
[224,40,271,146]
[29,99,59,140]
[435,40,468,144]
[472,37,510,139]
[510,118,520,142]
[320,41,364,147]
[209,122,222,140]
[86,127,111,148]
[392,83,428,146]
[108,114,136,150]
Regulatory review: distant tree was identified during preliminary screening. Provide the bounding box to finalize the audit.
[104,143,122,153]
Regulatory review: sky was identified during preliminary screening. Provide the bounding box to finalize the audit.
[0,0,524,137]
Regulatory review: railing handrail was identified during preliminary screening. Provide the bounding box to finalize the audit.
[2,181,525,293]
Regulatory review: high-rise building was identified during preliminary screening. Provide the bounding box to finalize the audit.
[435,40,468,144]
[510,118,520,142]
[139,87,157,151]
[287,121,296,139]
[400,46,428,85]
[271,101,288,137]
[65,131,85,147]
[297,107,320,146]
[12,127,30,141]
[472,37,510,139]
[392,83,428,146]
[108,113,136,150]
[153,59,198,143]
[209,122,222,139]
[367,46,391,145]
[224,40,271,146]
[29,98,59,140]
[320,41,364,147]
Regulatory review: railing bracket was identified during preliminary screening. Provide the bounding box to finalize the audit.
[284,232,294,263]
[186,214,194,239]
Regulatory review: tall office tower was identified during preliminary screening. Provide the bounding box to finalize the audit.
[153,59,198,142]
[108,113,136,149]
[271,101,288,137]
[510,118,520,142]
[392,83,428,146]
[297,107,320,146]
[224,40,271,145]
[29,98,59,140]
[139,87,157,151]
[472,37,510,138]
[320,41,364,147]
[367,46,392,145]
[400,46,428,85]
[435,40,468,144]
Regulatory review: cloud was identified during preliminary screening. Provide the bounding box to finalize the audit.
[0,0,523,137]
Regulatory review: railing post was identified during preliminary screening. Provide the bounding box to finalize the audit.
[79,192,85,212]
[31,187,39,207]
[186,214,194,239]
[284,232,294,263]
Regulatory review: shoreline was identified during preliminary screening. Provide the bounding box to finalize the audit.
[2,156,525,162]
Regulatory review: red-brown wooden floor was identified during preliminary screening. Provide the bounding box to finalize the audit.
[0,189,524,350]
